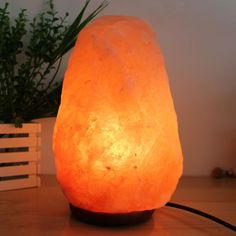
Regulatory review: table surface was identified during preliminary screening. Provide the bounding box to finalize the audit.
[0,175,235,236]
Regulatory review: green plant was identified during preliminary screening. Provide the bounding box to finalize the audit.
[0,0,108,127]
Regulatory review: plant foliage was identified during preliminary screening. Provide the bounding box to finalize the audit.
[0,0,108,127]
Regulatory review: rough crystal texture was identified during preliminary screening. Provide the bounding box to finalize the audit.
[53,16,183,213]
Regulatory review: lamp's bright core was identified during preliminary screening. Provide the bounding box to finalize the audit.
[53,16,183,214]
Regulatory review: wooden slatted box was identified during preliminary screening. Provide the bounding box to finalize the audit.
[0,123,41,191]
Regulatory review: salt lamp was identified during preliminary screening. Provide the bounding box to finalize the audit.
[53,16,183,226]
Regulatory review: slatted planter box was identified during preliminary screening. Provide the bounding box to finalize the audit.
[0,123,41,191]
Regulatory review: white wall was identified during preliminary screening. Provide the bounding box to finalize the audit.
[9,0,236,175]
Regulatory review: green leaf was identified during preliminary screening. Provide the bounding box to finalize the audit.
[51,0,108,63]
[0,0,108,125]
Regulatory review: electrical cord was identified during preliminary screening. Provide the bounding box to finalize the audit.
[166,202,236,232]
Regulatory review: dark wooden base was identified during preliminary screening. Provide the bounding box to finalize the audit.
[69,204,155,226]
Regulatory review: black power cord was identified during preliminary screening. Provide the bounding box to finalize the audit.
[166,202,236,232]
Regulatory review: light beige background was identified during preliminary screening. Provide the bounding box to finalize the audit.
[9,0,236,175]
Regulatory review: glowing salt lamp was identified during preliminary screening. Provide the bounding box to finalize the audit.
[53,16,183,226]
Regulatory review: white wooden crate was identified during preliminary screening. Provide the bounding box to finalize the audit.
[0,123,41,191]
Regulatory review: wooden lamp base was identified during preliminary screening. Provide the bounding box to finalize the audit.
[69,204,155,226]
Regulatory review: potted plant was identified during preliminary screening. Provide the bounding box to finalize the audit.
[0,0,108,190]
